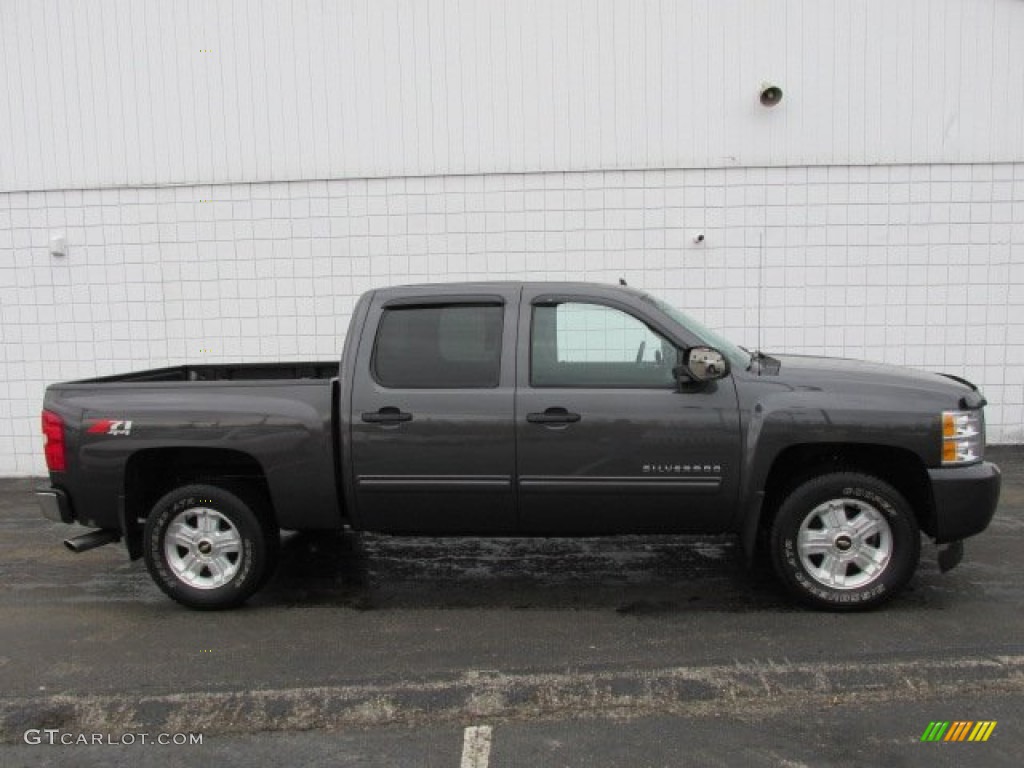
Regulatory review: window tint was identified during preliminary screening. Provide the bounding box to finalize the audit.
[374,304,503,388]
[531,302,677,388]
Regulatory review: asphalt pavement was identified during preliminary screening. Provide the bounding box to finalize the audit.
[1,447,1022,766]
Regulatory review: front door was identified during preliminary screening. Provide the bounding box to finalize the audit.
[515,287,741,534]
[350,287,520,533]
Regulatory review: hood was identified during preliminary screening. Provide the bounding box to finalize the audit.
[766,354,984,408]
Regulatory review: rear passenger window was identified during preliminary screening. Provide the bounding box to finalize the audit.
[373,304,504,388]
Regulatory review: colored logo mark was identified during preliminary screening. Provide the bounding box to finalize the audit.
[921,721,997,742]
[86,419,133,436]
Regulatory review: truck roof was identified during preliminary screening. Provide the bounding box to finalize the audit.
[373,280,646,298]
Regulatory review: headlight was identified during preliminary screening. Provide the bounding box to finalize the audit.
[942,409,985,465]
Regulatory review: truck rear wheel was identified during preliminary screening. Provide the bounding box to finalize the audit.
[770,472,920,610]
[143,483,278,610]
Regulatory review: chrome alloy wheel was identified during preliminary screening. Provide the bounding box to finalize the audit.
[796,498,893,590]
[163,507,243,590]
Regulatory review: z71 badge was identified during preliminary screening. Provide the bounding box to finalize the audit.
[86,419,133,436]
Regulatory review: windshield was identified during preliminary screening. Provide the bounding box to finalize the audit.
[642,294,750,368]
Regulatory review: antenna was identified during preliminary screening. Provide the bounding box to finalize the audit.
[758,230,764,359]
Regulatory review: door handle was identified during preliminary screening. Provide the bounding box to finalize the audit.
[526,407,581,425]
[361,407,413,424]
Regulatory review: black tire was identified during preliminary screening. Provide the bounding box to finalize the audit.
[770,472,920,610]
[143,482,278,610]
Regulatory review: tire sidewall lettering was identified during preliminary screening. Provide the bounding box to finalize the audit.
[234,540,254,588]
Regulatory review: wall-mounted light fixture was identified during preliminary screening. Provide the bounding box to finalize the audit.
[49,233,67,257]
[759,82,783,107]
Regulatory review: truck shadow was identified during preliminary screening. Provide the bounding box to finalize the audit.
[255,530,797,613]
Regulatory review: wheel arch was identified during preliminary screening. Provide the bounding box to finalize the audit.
[123,447,275,560]
[743,442,935,562]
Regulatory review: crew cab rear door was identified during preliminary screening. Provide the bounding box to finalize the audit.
[514,286,741,534]
[349,287,520,533]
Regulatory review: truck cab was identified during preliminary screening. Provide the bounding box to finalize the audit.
[345,282,741,537]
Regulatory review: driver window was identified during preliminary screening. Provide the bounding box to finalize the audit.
[531,302,678,388]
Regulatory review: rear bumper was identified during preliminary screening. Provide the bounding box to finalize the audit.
[928,461,1001,544]
[36,486,74,524]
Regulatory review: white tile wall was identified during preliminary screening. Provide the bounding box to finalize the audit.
[1,162,1022,474]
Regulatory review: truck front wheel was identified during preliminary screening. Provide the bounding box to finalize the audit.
[143,483,278,610]
[770,472,920,610]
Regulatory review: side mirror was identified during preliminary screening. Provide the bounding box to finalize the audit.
[679,346,729,383]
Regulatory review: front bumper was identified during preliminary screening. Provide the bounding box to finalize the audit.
[928,461,1001,544]
[36,486,74,524]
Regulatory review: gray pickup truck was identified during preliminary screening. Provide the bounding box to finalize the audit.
[38,281,1001,610]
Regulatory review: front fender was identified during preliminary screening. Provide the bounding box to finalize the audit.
[734,388,939,559]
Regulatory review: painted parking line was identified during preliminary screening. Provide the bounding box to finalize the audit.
[460,725,493,768]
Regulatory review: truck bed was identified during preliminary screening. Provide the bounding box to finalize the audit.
[43,359,343,533]
[70,361,340,384]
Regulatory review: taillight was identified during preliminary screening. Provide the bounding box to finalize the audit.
[42,410,66,471]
